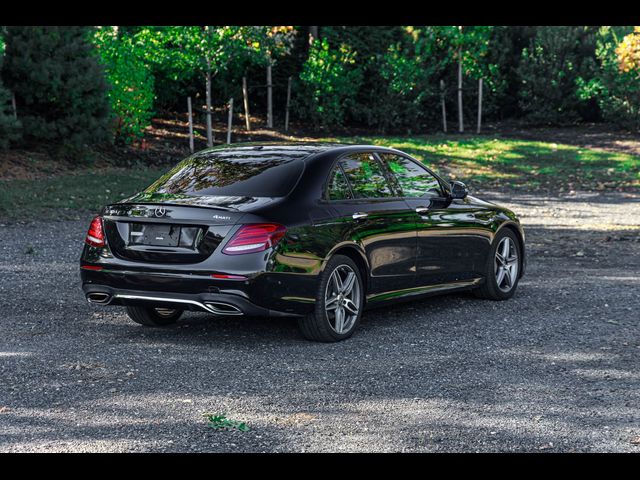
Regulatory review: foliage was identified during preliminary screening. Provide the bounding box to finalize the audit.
[577,27,640,131]
[616,27,640,74]
[203,413,250,432]
[94,27,155,143]
[517,27,600,124]
[1,26,111,152]
[0,38,20,150]
[298,38,362,127]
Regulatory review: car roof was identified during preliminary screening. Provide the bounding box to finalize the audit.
[191,142,403,163]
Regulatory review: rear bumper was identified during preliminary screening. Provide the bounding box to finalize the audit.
[79,264,319,317]
[82,284,302,318]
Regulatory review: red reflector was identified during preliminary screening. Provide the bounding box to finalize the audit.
[81,265,103,271]
[222,223,286,255]
[85,216,105,248]
[211,273,248,280]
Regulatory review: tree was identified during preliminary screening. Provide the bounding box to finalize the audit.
[1,26,111,151]
[577,26,640,131]
[298,38,362,128]
[0,30,21,149]
[138,26,259,146]
[246,26,296,128]
[517,26,599,124]
[93,27,155,143]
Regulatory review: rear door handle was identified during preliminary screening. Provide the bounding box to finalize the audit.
[415,207,430,215]
[352,212,369,220]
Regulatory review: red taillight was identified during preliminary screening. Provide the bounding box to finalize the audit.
[85,216,105,248]
[222,223,286,255]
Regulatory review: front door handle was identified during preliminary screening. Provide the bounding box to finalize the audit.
[352,212,369,220]
[415,207,430,215]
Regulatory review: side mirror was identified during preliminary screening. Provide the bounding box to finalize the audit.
[450,180,468,199]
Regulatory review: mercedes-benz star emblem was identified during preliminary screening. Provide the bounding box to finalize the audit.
[154,207,166,218]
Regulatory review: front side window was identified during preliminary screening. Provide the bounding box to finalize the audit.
[379,153,442,198]
[338,153,394,199]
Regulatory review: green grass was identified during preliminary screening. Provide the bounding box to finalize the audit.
[203,413,250,432]
[326,134,640,192]
[0,168,164,220]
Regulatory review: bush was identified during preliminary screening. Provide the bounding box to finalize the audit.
[94,27,155,143]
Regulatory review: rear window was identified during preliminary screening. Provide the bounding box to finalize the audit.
[144,149,306,198]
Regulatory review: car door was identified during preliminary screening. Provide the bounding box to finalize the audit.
[324,152,418,295]
[378,152,489,286]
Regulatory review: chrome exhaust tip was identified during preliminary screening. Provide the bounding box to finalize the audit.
[86,292,111,305]
[204,302,243,316]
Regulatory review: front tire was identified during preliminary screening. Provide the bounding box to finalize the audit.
[298,255,364,342]
[125,306,183,327]
[474,228,521,300]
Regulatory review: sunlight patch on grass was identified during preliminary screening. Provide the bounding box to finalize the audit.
[324,134,640,190]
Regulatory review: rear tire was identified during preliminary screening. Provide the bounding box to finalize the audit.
[474,228,521,300]
[298,255,364,342]
[125,306,183,327]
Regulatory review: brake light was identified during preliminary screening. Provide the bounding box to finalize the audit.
[222,223,286,255]
[85,216,105,248]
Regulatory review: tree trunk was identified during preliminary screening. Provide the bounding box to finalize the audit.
[227,98,233,144]
[477,78,483,134]
[309,26,318,45]
[205,60,214,146]
[187,96,194,153]
[440,79,447,133]
[457,48,464,133]
[285,76,292,132]
[242,76,251,131]
[266,58,273,129]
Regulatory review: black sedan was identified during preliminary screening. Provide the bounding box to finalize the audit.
[80,143,526,342]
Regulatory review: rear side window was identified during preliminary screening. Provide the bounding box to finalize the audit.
[338,153,394,199]
[327,166,353,200]
[379,153,442,198]
[144,149,305,198]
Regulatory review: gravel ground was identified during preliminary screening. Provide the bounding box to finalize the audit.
[1,190,639,452]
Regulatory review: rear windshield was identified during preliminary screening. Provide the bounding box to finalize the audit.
[144,148,306,198]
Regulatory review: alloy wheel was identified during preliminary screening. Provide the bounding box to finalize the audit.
[324,265,361,334]
[495,236,519,293]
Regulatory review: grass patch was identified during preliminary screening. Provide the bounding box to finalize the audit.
[0,167,164,220]
[203,413,250,432]
[326,134,640,192]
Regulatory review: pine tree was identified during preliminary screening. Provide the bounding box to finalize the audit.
[1,26,111,151]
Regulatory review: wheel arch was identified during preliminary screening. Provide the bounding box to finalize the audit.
[324,243,370,294]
